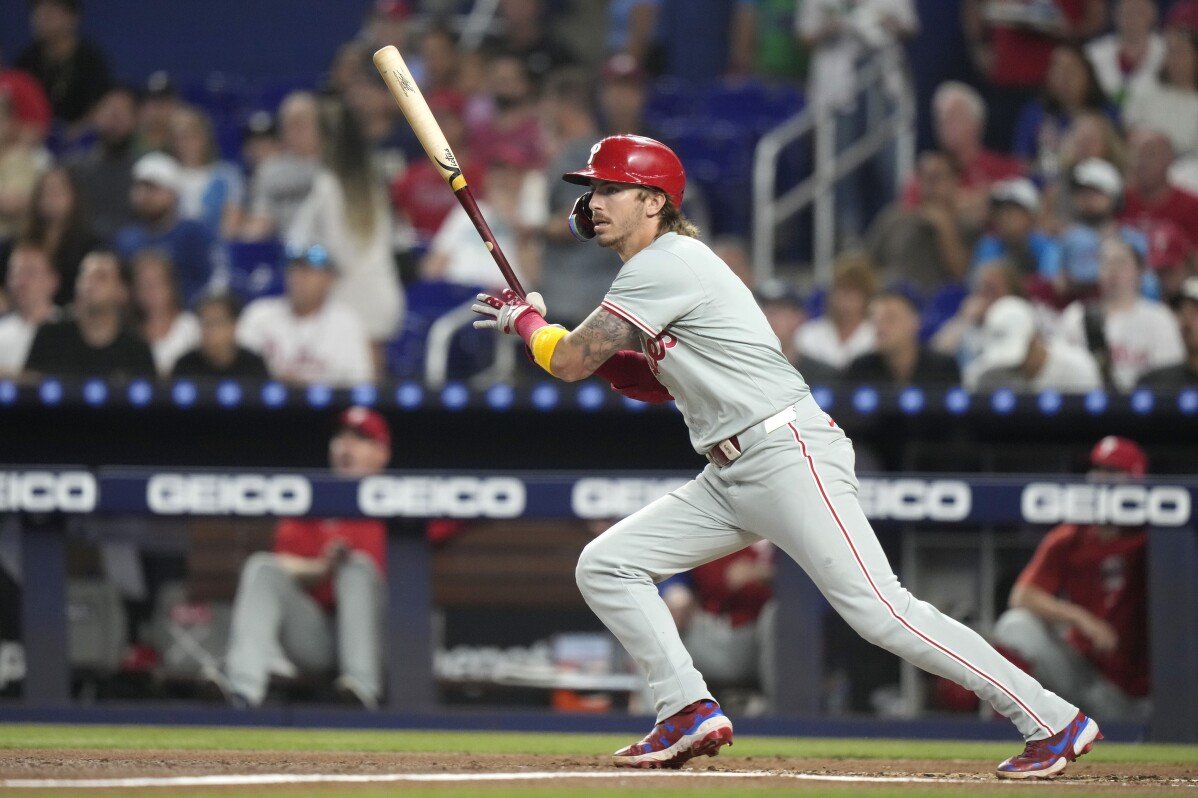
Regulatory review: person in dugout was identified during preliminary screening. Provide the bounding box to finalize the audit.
[218,407,390,709]
[992,436,1151,722]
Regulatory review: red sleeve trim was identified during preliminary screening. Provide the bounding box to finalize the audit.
[601,299,659,338]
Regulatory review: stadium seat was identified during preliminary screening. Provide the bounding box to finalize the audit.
[919,283,968,342]
[387,280,495,380]
[225,240,285,302]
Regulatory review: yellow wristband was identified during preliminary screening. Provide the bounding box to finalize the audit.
[530,324,568,376]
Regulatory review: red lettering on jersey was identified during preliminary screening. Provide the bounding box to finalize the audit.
[643,332,677,375]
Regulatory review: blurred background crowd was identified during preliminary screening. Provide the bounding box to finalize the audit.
[0,0,1196,394]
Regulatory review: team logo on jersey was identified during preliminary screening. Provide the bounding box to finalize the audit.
[643,332,677,374]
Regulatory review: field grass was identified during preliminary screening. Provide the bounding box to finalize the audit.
[1,723,1196,765]
[0,724,1195,797]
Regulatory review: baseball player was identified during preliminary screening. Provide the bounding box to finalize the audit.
[472,135,1099,779]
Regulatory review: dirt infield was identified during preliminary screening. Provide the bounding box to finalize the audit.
[1,749,1195,793]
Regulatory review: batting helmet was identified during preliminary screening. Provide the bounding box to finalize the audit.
[1089,436,1148,477]
[563,135,685,208]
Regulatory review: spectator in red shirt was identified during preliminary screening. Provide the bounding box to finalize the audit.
[901,82,1024,232]
[0,47,52,146]
[1121,127,1198,233]
[221,407,391,709]
[390,92,476,247]
[992,436,1151,721]
[658,541,776,704]
[963,0,1107,150]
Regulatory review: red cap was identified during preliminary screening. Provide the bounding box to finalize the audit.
[1146,220,1195,271]
[563,134,686,208]
[336,406,391,448]
[373,0,411,19]
[1090,436,1148,477]
[1167,0,1198,34]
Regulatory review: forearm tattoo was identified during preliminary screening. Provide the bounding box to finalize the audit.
[562,307,642,374]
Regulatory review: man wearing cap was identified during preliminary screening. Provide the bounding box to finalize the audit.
[221,407,390,709]
[1138,276,1198,387]
[964,295,1101,393]
[1057,234,1184,391]
[993,436,1152,721]
[114,152,217,305]
[236,243,373,386]
[474,134,1102,778]
[972,178,1062,280]
[1053,157,1148,306]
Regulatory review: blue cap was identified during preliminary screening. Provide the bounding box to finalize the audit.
[284,242,334,270]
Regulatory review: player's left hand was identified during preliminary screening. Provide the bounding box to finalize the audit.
[472,289,547,334]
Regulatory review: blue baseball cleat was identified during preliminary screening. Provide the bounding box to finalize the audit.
[612,699,733,769]
[996,711,1102,779]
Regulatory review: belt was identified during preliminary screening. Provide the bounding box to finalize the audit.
[705,404,798,468]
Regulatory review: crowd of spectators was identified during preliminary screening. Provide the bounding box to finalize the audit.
[0,0,1196,394]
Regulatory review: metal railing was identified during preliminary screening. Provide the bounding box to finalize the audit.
[752,52,917,285]
[424,300,517,388]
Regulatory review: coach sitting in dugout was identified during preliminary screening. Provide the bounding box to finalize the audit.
[219,407,389,709]
[992,436,1151,722]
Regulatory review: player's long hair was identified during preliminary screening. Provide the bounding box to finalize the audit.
[645,190,699,239]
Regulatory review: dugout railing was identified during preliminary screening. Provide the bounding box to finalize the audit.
[1,467,1194,742]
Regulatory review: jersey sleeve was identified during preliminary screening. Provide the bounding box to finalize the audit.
[600,249,705,338]
[1016,525,1072,595]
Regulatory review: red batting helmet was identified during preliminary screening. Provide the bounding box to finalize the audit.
[562,135,685,208]
[1089,436,1147,477]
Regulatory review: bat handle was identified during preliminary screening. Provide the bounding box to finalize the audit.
[454,186,526,298]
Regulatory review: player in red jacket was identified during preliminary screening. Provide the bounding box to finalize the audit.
[993,436,1150,721]
[221,407,390,709]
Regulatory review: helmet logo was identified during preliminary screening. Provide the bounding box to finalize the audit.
[587,141,602,165]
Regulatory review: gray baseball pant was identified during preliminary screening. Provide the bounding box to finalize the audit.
[226,551,383,705]
[576,396,1078,740]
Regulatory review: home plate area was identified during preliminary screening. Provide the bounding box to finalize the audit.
[1,751,1196,794]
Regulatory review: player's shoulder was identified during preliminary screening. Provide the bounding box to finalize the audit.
[1043,523,1085,547]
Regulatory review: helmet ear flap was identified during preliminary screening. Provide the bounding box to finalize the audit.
[568,190,596,241]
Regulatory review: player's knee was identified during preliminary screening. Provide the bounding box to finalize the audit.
[575,537,617,595]
[241,551,284,584]
[992,607,1041,651]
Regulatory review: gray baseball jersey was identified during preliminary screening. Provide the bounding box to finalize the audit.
[578,231,1078,744]
[601,233,809,453]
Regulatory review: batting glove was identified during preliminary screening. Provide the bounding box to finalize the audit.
[472,289,548,335]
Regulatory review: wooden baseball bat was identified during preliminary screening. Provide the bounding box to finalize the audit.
[373,45,526,298]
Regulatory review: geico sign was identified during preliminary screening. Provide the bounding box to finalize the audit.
[147,474,312,515]
[571,478,690,519]
[0,471,96,513]
[1021,483,1191,527]
[358,476,525,518]
[858,479,972,522]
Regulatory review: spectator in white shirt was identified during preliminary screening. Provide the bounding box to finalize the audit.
[1125,20,1198,167]
[1057,235,1185,390]
[1085,0,1165,109]
[0,241,60,375]
[797,252,878,370]
[965,296,1102,393]
[420,146,539,291]
[130,248,200,377]
[236,243,374,386]
[288,99,402,346]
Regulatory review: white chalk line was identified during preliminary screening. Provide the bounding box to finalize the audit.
[3,770,1194,789]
